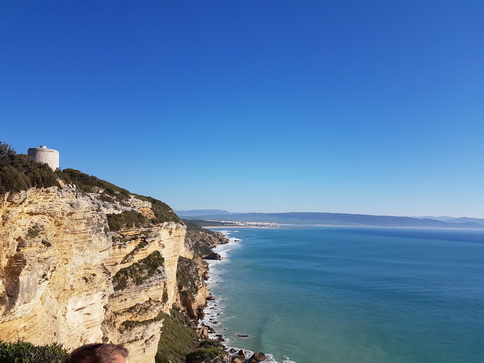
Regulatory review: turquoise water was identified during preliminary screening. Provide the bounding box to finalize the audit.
[204,227,484,363]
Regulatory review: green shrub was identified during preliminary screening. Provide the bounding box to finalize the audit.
[135,195,182,224]
[107,211,149,231]
[185,345,226,363]
[176,257,200,300]
[0,165,31,193]
[0,142,59,194]
[112,251,165,291]
[57,168,130,200]
[0,143,16,168]
[155,310,199,363]
[0,340,68,363]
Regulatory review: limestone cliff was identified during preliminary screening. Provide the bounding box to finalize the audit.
[0,181,218,363]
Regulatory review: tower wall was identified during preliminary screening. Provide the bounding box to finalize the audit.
[27,146,60,170]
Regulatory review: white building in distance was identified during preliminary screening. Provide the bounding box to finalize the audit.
[28,145,60,170]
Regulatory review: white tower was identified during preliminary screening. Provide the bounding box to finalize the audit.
[28,145,60,170]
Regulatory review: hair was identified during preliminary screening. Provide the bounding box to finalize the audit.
[66,343,129,363]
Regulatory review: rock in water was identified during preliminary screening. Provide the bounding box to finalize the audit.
[249,352,267,362]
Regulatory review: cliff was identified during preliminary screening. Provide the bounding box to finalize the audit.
[0,173,225,362]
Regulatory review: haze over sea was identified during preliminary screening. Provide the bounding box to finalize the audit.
[204,227,484,363]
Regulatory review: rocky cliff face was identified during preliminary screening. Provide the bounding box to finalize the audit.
[0,185,212,362]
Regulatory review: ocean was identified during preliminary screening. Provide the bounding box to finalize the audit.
[202,227,484,363]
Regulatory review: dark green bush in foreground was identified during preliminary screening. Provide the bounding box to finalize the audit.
[0,341,68,363]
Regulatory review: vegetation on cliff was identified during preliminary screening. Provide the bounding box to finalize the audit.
[185,341,227,363]
[155,310,199,363]
[60,169,181,224]
[58,168,131,200]
[0,142,181,226]
[176,256,202,301]
[113,251,165,291]
[156,222,230,362]
[138,196,182,224]
[1,142,228,362]
[155,310,228,363]
[107,207,180,232]
[184,221,228,258]
[107,211,150,231]
[0,341,68,363]
[0,143,59,194]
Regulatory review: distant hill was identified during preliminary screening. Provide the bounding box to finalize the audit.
[422,216,484,226]
[181,210,484,229]
[176,209,231,217]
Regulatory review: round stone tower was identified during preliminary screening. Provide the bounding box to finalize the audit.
[27,145,60,170]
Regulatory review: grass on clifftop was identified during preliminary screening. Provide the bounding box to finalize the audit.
[59,170,181,225]
[58,168,131,200]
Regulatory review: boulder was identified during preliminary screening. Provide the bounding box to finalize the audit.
[196,326,209,339]
[249,352,267,362]
[204,252,222,260]
[231,356,246,363]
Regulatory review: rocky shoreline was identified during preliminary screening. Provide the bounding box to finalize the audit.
[194,229,272,363]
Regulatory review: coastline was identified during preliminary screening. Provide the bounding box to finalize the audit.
[202,223,484,231]
[201,229,281,363]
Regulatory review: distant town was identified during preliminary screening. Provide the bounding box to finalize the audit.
[187,219,281,228]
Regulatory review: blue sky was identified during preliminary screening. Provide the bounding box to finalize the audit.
[1,1,483,217]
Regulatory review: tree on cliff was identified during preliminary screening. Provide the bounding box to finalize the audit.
[0,142,59,194]
[0,143,16,168]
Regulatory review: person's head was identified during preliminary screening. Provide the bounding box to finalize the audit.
[66,343,129,363]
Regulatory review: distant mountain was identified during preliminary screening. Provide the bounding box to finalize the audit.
[423,216,484,226]
[181,211,484,229]
[176,209,231,217]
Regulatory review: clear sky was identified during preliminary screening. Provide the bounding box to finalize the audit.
[1,1,483,218]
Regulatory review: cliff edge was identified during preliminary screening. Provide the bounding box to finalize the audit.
[0,146,227,363]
